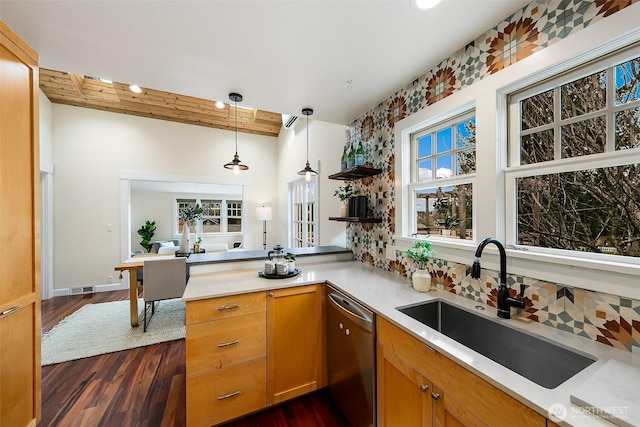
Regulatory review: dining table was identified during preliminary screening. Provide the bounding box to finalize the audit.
[114,253,174,327]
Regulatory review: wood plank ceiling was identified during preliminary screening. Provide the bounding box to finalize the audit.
[39,68,284,137]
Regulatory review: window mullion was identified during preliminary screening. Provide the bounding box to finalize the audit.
[554,87,562,160]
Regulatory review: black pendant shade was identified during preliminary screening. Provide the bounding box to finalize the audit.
[297,107,318,180]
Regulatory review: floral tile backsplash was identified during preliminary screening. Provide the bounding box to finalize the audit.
[343,0,640,352]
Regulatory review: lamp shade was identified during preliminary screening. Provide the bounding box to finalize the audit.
[256,206,272,221]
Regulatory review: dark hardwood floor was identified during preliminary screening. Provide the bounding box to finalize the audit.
[41,290,349,427]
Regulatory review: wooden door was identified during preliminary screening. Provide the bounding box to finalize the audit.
[377,343,433,427]
[0,21,41,427]
[267,285,323,405]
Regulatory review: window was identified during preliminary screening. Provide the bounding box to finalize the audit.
[290,179,317,248]
[175,197,242,235]
[507,45,640,259]
[409,111,475,239]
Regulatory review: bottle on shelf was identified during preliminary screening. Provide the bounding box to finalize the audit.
[347,143,356,169]
[355,141,364,166]
[341,146,348,170]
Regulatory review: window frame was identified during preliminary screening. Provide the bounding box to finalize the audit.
[289,178,318,248]
[506,43,640,265]
[173,195,244,237]
[406,109,477,240]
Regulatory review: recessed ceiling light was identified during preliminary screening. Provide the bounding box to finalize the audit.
[414,0,441,10]
[215,101,225,109]
[129,84,142,94]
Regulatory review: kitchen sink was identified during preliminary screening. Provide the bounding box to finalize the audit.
[396,300,596,388]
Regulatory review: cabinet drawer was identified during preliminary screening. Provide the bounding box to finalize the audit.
[187,358,266,427]
[186,292,266,324]
[377,317,544,427]
[187,311,266,376]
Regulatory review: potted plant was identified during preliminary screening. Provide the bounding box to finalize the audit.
[404,239,435,292]
[436,213,459,237]
[333,185,359,217]
[193,237,203,253]
[179,203,204,252]
[284,252,296,272]
[137,220,156,252]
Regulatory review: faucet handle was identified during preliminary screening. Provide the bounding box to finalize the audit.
[519,283,526,300]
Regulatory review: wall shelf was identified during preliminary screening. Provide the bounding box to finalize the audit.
[328,166,382,181]
[329,217,382,223]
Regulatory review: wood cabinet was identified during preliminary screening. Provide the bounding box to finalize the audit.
[377,317,545,427]
[186,292,267,427]
[185,284,324,426]
[0,21,40,427]
[267,284,324,405]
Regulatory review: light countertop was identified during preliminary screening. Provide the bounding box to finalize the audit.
[183,260,640,426]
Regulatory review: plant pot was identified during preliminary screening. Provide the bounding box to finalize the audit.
[179,223,190,253]
[340,203,348,217]
[412,269,432,292]
[441,229,451,237]
[287,261,295,272]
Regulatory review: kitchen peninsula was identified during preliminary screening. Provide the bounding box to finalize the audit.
[184,260,640,427]
[115,245,351,326]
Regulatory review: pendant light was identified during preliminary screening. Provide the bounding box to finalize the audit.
[224,93,249,175]
[297,108,318,181]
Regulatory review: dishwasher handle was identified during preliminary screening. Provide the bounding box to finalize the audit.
[328,292,374,332]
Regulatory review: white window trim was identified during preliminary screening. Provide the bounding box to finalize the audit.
[505,42,640,267]
[173,195,244,237]
[395,100,476,244]
[288,177,319,248]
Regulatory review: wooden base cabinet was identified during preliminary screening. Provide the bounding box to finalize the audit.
[185,284,324,426]
[377,317,545,427]
[267,285,324,405]
[186,292,267,427]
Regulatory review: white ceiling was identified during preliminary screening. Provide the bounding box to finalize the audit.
[0,0,530,125]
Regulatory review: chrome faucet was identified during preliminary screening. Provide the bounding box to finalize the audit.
[471,237,524,319]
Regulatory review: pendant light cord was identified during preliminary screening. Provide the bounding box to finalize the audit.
[234,97,239,155]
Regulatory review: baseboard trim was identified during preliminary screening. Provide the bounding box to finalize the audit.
[53,282,128,297]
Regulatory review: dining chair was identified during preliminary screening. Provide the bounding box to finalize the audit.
[142,257,187,332]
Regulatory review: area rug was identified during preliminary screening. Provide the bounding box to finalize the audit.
[41,298,185,366]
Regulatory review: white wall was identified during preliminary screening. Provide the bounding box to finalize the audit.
[52,104,279,290]
[276,119,347,248]
[130,191,172,251]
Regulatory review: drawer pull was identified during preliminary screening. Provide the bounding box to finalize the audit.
[1,305,21,316]
[431,392,440,401]
[217,339,240,348]
[217,304,240,311]
[425,344,436,353]
[218,390,240,401]
[420,384,429,392]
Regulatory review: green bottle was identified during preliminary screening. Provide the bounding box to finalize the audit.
[356,141,364,166]
[347,143,356,169]
[341,147,348,170]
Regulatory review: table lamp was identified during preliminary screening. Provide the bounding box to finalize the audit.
[256,206,272,250]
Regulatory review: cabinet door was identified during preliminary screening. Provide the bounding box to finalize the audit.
[0,22,40,427]
[431,385,487,427]
[267,285,323,405]
[377,343,432,427]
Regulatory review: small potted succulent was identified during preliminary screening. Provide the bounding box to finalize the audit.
[404,239,435,292]
[284,252,296,272]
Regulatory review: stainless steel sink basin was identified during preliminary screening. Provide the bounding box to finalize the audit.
[397,300,596,388]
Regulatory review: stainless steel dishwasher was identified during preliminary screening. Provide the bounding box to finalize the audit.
[327,286,376,427]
